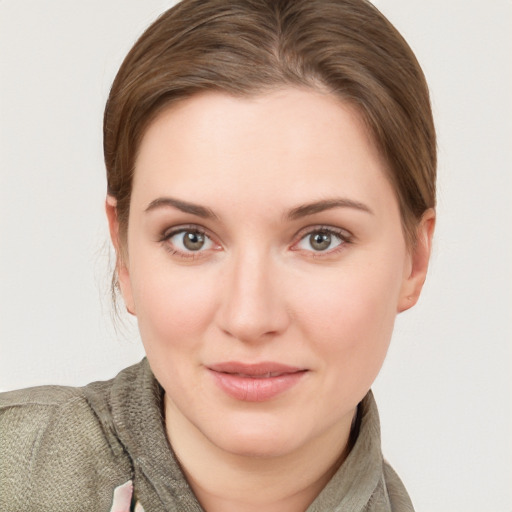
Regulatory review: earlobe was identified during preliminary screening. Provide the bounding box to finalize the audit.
[105,196,136,316]
[105,195,121,252]
[397,208,436,313]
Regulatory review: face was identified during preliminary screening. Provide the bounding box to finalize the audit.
[110,88,432,459]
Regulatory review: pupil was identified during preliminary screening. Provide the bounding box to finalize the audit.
[311,232,331,251]
[183,231,205,251]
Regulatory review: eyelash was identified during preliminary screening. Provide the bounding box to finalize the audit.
[292,225,352,257]
[158,224,353,260]
[159,225,217,260]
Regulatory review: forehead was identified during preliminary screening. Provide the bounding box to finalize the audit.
[132,88,395,217]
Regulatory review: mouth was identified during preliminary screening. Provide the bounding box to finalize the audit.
[207,362,308,402]
[229,371,290,378]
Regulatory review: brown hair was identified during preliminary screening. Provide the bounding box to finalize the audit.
[104,0,436,247]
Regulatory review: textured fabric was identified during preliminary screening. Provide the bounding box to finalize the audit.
[0,359,414,511]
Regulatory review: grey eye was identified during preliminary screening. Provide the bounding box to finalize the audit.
[309,232,332,251]
[168,230,213,252]
[183,231,206,251]
[296,230,345,252]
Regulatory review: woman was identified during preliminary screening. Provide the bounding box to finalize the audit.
[0,0,435,510]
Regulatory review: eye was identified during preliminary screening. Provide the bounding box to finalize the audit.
[165,228,215,253]
[295,228,348,253]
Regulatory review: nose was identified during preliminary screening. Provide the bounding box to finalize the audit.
[216,248,290,343]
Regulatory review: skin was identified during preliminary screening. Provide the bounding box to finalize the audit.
[106,88,434,512]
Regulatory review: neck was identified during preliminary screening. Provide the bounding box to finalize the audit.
[164,395,356,512]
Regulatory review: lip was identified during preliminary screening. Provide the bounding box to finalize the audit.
[207,362,308,402]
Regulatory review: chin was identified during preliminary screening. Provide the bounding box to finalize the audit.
[204,414,302,459]
[215,433,298,459]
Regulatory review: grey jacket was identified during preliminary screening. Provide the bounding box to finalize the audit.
[0,359,414,511]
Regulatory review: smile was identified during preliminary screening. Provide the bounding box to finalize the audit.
[207,362,308,402]
[231,372,286,378]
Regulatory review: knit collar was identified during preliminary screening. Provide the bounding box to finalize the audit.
[110,358,203,511]
[108,358,388,512]
[306,390,384,511]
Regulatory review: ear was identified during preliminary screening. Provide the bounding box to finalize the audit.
[105,196,136,316]
[397,208,436,313]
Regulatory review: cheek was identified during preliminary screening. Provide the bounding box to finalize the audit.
[130,264,221,401]
[129,259,219,353]
[294,257,404,376]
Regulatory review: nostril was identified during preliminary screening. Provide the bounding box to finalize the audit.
[215,258,291,342]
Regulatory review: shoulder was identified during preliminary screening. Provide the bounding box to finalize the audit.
[0,384,97,461]
[0,373,135,511]
[1,382,85,412]
[0,378,116,447]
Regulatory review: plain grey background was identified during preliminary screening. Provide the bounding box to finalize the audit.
[0,1,511,511]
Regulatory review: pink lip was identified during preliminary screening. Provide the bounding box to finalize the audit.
[207,362,307,402]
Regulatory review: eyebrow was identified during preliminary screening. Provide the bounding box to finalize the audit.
[286,198,374,220]
[145,196,373,221]
[145,197,218,219]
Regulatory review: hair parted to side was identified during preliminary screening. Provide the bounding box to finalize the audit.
[104,0,436,251]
